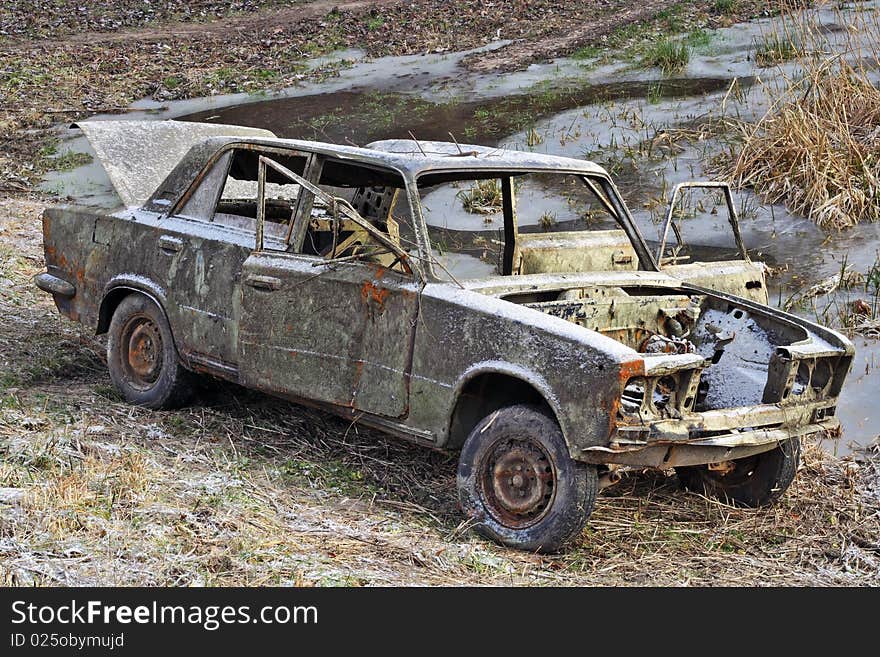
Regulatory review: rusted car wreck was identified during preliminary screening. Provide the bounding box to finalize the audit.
[36,120,854,551]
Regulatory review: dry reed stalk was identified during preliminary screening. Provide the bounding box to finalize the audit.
[730,1,880,229]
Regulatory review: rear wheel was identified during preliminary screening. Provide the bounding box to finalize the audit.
[107,294,193,409]
[457,405,597,553]
[676,437,801,507]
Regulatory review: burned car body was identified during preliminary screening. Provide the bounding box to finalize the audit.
[36,120,854,551]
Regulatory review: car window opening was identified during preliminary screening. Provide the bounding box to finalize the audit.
[417,171,644,282]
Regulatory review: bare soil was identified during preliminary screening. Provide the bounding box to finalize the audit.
[0,0,767,189]
[1,1,879,587]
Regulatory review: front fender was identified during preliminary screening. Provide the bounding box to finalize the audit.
[411,283,644,457]
[450,360,569,439]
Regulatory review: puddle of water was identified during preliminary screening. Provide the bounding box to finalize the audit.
[41,134,122,208]
[835,340,880,454]
[43,0,880,451]
[181,77,735,145]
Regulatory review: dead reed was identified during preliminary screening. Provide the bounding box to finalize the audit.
[730,1,880,230]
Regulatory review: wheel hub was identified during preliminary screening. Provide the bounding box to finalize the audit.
[481,439,555,528]
[124,318,163,386]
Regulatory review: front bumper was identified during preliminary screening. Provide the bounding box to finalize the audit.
[582,399,840,468]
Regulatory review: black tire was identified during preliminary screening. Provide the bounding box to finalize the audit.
[676,437,801,507]
[456,404,598,553]
[106,294,193,409]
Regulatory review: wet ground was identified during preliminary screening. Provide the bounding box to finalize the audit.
[44,2,880,452]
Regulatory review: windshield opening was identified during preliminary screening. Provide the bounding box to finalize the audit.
[417,171,644,281]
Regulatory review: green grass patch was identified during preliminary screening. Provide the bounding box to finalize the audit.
[641,38,690,74]
[571,45,603,60]
[608,21,653,51]
[754,33,803,67]
[281,457,376,496]
[252,68,279,82]
[686,29,712,49]
[50,151,93,171]
[38,141,58,158]
[656,3,686,31]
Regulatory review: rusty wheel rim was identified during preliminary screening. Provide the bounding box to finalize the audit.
[479,438,556,529]
[122,315,164,390]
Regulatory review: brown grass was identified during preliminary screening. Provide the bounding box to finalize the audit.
[730,1,880,230]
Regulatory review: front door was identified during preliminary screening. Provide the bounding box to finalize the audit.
[238,253,420,417]
[237,154,421,418]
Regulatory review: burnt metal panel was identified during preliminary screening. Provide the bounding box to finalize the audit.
[36,131,857,474]
[238,252,420,418]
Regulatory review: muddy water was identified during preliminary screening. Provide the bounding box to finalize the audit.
[46,2,880,451]
[180,77,736,146]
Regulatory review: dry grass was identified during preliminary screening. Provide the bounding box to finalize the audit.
[456,179,503,215]
[730,1,880,230]
[2,197,879,587]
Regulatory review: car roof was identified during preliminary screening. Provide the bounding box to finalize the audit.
[145,135,609,212]
[74,120,610,210]
[313,137,606,176]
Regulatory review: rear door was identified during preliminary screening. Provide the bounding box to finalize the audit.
[159,146,304,375]
[657,182,768,304]
[237,155,421,418]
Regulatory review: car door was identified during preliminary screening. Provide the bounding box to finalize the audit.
[237,155,421,418]
[657,182,768,304]
[157,148,256,374]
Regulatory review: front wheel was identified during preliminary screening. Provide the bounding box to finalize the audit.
[456,405,597,553]
[676,437,801,507]
[106,294,193,409]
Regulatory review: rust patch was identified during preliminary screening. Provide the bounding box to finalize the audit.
[349,359,366,408]
[618,358,645,383]
[360,280,391,311]
[608,396,621,422]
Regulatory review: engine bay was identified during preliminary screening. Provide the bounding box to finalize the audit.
[505,285,810,412]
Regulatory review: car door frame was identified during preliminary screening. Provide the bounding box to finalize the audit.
[652,181,767,303]
[238,151,424,418]
[656,181,750,266]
